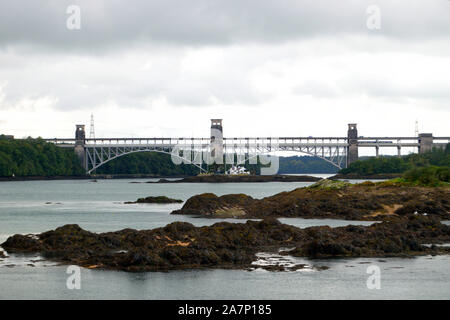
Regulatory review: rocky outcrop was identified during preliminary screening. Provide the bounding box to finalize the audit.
[171,180,450,220]
[307,179,351,189]
[125,196,183,204]
[171,193,256,217]
[1,216,449,272]
[147,175,321,183]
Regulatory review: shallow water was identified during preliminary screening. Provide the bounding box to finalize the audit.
[0,178,449,299]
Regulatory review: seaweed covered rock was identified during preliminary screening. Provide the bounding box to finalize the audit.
[394,198,448,218]
[286,215,450,258]
[1,216,449,271]
[1,234,42,252]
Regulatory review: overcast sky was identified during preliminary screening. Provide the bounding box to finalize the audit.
[1,0,449,156]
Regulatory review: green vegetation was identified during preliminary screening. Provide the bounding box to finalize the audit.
[399,166,450,187]
[0,137,84,177]
[340,144,450,175]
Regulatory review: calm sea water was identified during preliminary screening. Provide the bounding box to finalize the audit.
[0,177,449,300]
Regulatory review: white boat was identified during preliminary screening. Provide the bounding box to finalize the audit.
[227,166,250,175]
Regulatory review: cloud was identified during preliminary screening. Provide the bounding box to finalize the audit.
[0,0,449,51]
[1,37,450,114]
[0,44,271,111]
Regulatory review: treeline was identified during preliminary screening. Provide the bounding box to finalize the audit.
[278,156,339,174]
[340,144,450,175]
[0,136,84,177]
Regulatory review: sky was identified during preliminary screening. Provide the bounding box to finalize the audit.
[0,0,449,156]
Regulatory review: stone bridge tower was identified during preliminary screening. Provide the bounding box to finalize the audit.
[210,119,224,170]
[346,123,358,167]
[418,133,433,154]
[74,125,86,170]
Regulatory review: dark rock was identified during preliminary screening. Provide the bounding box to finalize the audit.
[1,234,42,252]
[125,196,183,204]
[171,193,255,217]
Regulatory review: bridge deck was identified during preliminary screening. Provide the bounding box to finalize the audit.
[44,136,450,148]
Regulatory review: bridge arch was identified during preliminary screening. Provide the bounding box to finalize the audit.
[289,150,344,169]
[86,148,207,174]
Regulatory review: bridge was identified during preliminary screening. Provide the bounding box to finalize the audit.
[44,120,450,174]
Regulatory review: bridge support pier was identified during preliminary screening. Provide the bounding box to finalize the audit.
[210,119,224,173]
[418,133,433,154]
[397,146,401,157]
[74,125,87,171]
[346,123,358,167]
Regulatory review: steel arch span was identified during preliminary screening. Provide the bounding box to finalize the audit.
[85,146,207,174]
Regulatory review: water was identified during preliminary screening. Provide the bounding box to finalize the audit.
[0,178,449,299]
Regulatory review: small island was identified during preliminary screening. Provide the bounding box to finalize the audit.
[171,179,450,220]
[125,196,183,204]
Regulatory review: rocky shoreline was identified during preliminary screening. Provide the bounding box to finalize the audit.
[171,180,450,220]
[330,173,402,180]
[1,216,449,272]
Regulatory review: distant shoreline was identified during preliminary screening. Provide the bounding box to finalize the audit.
[330,173,403,180]
[0,174,190,182]
[147,174,321,183]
